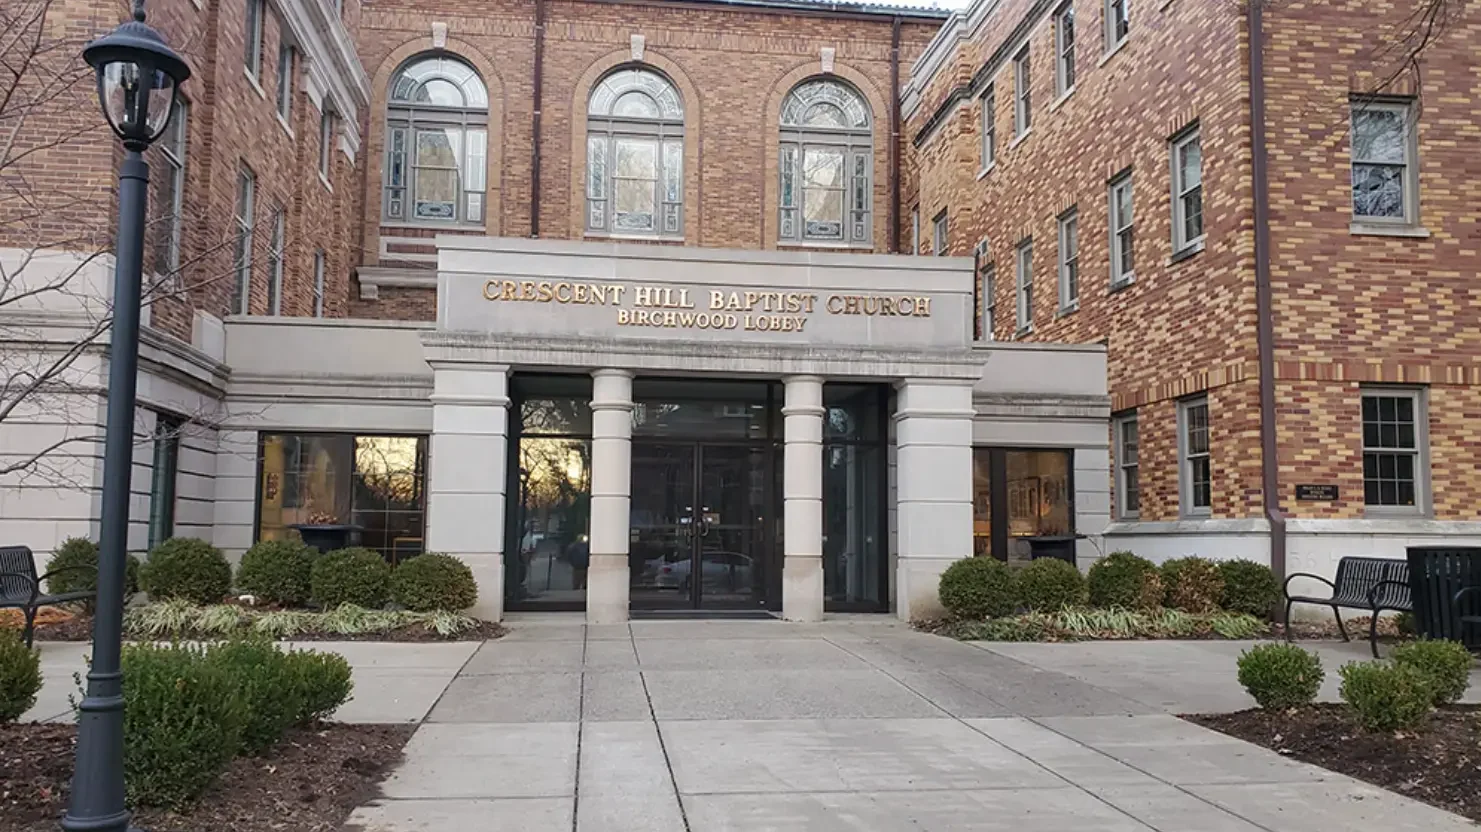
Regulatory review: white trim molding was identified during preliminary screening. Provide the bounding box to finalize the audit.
[357,265,437,300]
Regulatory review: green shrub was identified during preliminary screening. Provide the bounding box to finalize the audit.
[1218,559,1281,617]
[1392,640,1473,706]
[121,642,246,808]
[1087,551,1164,610]
[1161,557,1225,613]
[139,538,231,605]
[44,537,141,601]
[1017,558,1087,612]
[390,553,478,611]
[938,557,1018,619]
[310,547,391,609]
[0,631,41,722]
[1237,643,1325,709]
[235,539,315,606]
[1395,611,1417,637]
[1339,660,1434,731]
[283,649,354,723]
[205,639,300,754]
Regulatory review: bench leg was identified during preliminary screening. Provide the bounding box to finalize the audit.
[1332,606,1350,643]
[21,606,36,649]
[1368,608,1384,658]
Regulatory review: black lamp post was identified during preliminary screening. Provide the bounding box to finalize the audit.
[65,3,188,831]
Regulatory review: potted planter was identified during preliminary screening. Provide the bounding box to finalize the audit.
[289,511,363,553]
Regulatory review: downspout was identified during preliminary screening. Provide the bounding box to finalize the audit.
[530,0,547,237]
[888,16,902,253]
[1248,0,1285,579]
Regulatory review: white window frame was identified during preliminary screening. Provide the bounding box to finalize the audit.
[1013,46,1032,137]
[1170,125,1204,254]
[979,256,996,341]
[1350,98,1419,227]
[276,40,295,122]
[1015,238,1033,334]
[1361,387,1428,515]
[312,250,326,317]
[232,165,255,315]
[1104,0,1129,53]
[1113,411,1139,519]
[1177,396,1211,517]
[932,209,948,255]
[1057,207,1078,312]
[979,84,996,170]
[319,109,334,180]
[1053,1,1075,99]
[1108,170,1134,287]
[245,0,265,79]
[154,99,187,281]
[266,207,285,315]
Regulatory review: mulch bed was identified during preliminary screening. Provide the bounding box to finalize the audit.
[1188,705,1481,821]
[18,611,505,643]
[0,722,415,832]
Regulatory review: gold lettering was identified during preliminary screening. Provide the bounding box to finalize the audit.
[802,294,816,313]
[845,296,861,315]
[826,295,843,313]
[725,292,743,311]
[709,290,725,310]
[617,309,630,325]
[662,311,676,327]
[678,289,694,308]
[915,296,931,317]
[635,286,653,307]
[536,281,554,302]
[634,310,650,325]
[724,314,738,328]
[792,316,806,331]
[554,282,572,302]
[519,281,536,300]
[679,312,696,327]
[483,280,500,300]
[880,297,896,316]
[743,291,759,310]
[897,297,914,315]
[573,284,589,304]
[501,280,517,301]
[609,285,626,305]
[590,284,607,305]
[863,297,879,316]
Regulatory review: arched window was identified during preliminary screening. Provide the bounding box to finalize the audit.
[384,54,488,225]
[779,78,872,245]
[586,67,684,236]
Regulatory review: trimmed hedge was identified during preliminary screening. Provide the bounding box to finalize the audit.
[139,538,231,605]
[284,649,354,723]
[390,553,477,612]
[44,537,141,601]
[938,557,1018,620]
[235,539,315,606]
[1087,551,1163,610]
[0,631,41,723]
[1340,660,1434,731]
[1392,640,1473,706]
[1236,642,1324,709]
[1017,558,1087,612]
[1218,559,1281,618]
[310,547,391,609]
[1161,557,1225,613]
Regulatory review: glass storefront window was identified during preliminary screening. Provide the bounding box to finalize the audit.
[257,433,428,562]
[509,437,592,605]
[822,384,887,609]
[971,447,1075,566]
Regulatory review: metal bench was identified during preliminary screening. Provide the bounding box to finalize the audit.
[0,545,96,647]
[1283,556,1411,658]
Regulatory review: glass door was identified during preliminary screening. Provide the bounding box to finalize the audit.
[695,444,768,609]
[629,442,696,609]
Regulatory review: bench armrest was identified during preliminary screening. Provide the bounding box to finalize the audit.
[1453,585,1481,609]
[0,571,41,605]
[1366,580,1410,609]
[1283,572,1335,598]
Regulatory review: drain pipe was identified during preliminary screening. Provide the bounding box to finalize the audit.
[888,15,902,253]
[1248,0,1285,580]
[530,0,547,237]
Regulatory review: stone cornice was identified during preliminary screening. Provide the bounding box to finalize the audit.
[357,266,437,300]
[276,0,370,157]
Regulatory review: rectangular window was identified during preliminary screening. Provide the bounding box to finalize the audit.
[1054,2,1076,97]
[152,99,187,280]
[276,41,295,121]
[932,209,948,255]
[1179,396,1211,515]
[1114,412,1139,518]
[1351,98,1417,224]
[245,0,265,78]
[1109,170,1134,286]
[1014,46,1032,136]
[1057,208,1079,312]
[910,205,920,255]
[980,260,996,341]
[313,250,326,317]
[232,165,255,315]
[1362,389,1425,512]
[1171,126,1203,253]
[980,84,996,168]
[1015,238,1033,333]
[319,110,333,179]
[972,448,1074,565]
[1105,0,1129,50]
[148,415,181,550]
[266,207,285,315]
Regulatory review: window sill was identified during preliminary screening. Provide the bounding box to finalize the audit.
[1350,222,1430,239]
[1014,325,1034,339]
[244,68,266,100]
[1098,38,1129,67]
[318,171,333,192]
[976,162,996,180]
[276,112,294,140]
[1109,274,1136,294]
[1168,238,1205,265]
[1363,506,1430,520]
[1181,510,1213,521]
[380,220,482,233]
[1056,301,1079,318]
[1008,128,1033,150]
[774,240,874,251]
[1049,87,1075,112]
[587,231,687,244]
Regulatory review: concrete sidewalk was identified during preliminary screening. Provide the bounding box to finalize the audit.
[344,619,1475,832]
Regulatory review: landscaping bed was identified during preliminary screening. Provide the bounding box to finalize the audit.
[1189,705,1481,822]
[0,721,414,832]
[20,605,505,643]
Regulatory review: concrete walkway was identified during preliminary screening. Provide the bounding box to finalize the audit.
[340,618,1474,832]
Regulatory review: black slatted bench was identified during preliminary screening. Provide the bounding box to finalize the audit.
[1283,556,1411,658]
[0,545,96,647]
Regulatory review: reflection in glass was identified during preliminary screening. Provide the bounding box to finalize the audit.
[823,445,881,604]
[508,438,592,604]
[973,449,992,558]
[1004,450,1072,565]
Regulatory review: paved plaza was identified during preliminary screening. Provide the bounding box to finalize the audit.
[25,620,1480,830]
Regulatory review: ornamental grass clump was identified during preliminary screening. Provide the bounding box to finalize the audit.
[1391,639,1474,706]
[1236,643,1324,709]
[310,547,391,609]
[1339,660,1434,731]
[139,537,231,605]
[1087,551,1163,610]
[235,539,316,606]
[1016,558,1087,612]
[938,557,1018,619]
[1217,559,1281,617]
[1161,557,1225,613]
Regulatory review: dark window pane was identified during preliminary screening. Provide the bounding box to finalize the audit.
[1395,453,1414,480]
[1365,480,1380,505]
[1379,423,1398,448]
[1397,423,1415,449]
[1397,481,1415,506]
[1379,397,1397,422]
[823,444,884,605]
[1363,454,1377,478]
[972,448,993,559]
[1379,480,1398,505]
[1362,396,1378,421]
[1363,423,1380,448]
[1378,454,1396,479]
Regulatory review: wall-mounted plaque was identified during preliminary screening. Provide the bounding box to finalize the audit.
[1295,484,1338,501]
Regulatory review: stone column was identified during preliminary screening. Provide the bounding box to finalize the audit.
[425,363,510,622]
[782,375,825,622]
[894,378,976,621]
[587,368,634,625]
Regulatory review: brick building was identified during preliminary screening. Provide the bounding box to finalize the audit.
[903,0,1481,577]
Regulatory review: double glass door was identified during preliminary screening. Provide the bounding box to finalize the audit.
[629,442,770,609]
